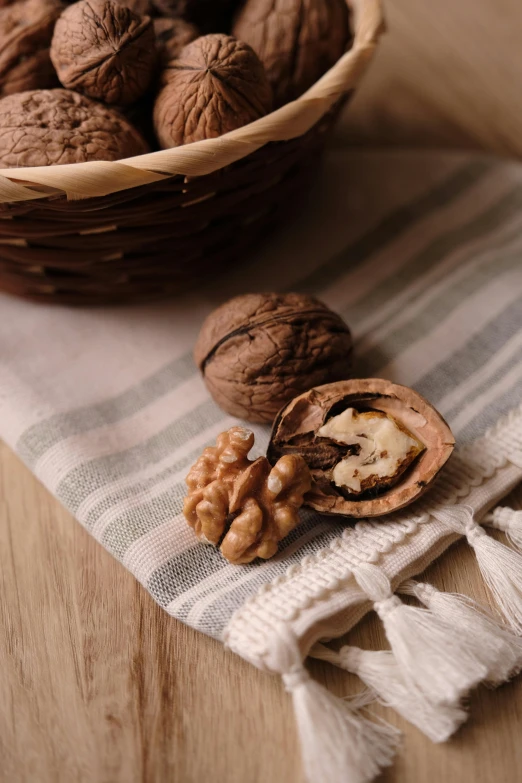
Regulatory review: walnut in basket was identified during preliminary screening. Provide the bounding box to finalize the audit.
[50,0,157,106]
[232,0,351,107]
[184,426,311,564]
[154,34,272,148]
[0,0,64,97]
[0,89,149,167]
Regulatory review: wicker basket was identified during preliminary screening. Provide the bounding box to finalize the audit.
[0,0,384,304]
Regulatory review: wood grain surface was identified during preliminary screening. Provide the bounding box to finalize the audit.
[2,0,522,781]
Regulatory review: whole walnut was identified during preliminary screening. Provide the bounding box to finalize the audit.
[232,0,351,107]
[0,89,149,168]
[154,34,272,148]
[194,293,353,424]
[50,0,157,106]
[0,0,63,97]
[154,17,199,68]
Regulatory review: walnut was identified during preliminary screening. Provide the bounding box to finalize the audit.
[268,379,456,518]
[184,426,311,564]
[232,0,351,107]
[194,293,353,424]
[154,17,199,68]
[50,0,157,106]
[0,88,149,167]
[154,34,272,147]
[0,0,63,97]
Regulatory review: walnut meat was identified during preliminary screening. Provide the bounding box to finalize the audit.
[0,89,149,168]
[154,17,199,68]
[154,34,272,147]
[184,426,311,564]
[50,0,157,106]
[0,0,63,97]
[194,293,353,424]
[268,379,456,518]
[233,0,351,106]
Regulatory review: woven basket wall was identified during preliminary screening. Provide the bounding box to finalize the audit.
[0,0,384,305]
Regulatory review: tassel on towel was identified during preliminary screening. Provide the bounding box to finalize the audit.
[270,625,399,783]
[310,642,467,743]
[352,562,488,706]
[484,506,522,552]
[399,580,522,684]
[433,505,522,634]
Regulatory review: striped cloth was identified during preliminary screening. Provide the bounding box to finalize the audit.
[0,149,521,640]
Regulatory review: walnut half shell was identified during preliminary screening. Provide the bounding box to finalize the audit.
[268,379,455,517]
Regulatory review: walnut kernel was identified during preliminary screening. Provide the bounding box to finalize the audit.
[183,426,311,564]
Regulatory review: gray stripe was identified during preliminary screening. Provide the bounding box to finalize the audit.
[417,297,522,413]
[55,399,225,514]
[147,511,339,607]
[458,375,522,443]
[15,161,488,468]
[102,484,187,560]
[56,183,520,519]
[293,160,492,296]
[342,186,522,336]
[355,198,522,378]
[193,529,341,637]
[17,351,196,468]
[81,437,219,530]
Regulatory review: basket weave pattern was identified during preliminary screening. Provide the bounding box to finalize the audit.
[0,0,384,304]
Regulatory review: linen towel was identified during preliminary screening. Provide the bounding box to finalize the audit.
[1,148,522,782]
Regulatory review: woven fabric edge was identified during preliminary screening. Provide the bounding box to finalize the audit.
[224,403,522,670]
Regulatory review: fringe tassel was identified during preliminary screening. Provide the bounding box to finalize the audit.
[432,505,522,634]
[399,580,522,684]
[484,506,522,552]
[310,642,467,743]
[352,562,488,706]
[272,626,400,783]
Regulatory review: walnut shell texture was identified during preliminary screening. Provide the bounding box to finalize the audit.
[0,88,149,168]
[268,378,456,518]
[0,0,63,97]
[154,17,199,67]
[194,293,353,424]
[233,0,351,107]
[50,0,157,106]
[154,34,272,148]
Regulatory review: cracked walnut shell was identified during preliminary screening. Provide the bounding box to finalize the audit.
[0,88,149,167]
[184,426,311,564]
[268,378,455,517]
[50,0,157,106]
[194,293,353,424]
[232,0,351,107]
[0,0,63,97]
[154,34,272,148]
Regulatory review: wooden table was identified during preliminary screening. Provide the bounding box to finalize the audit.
[2,1,522,780]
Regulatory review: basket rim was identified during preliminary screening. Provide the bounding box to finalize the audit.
[0,0,385,204]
